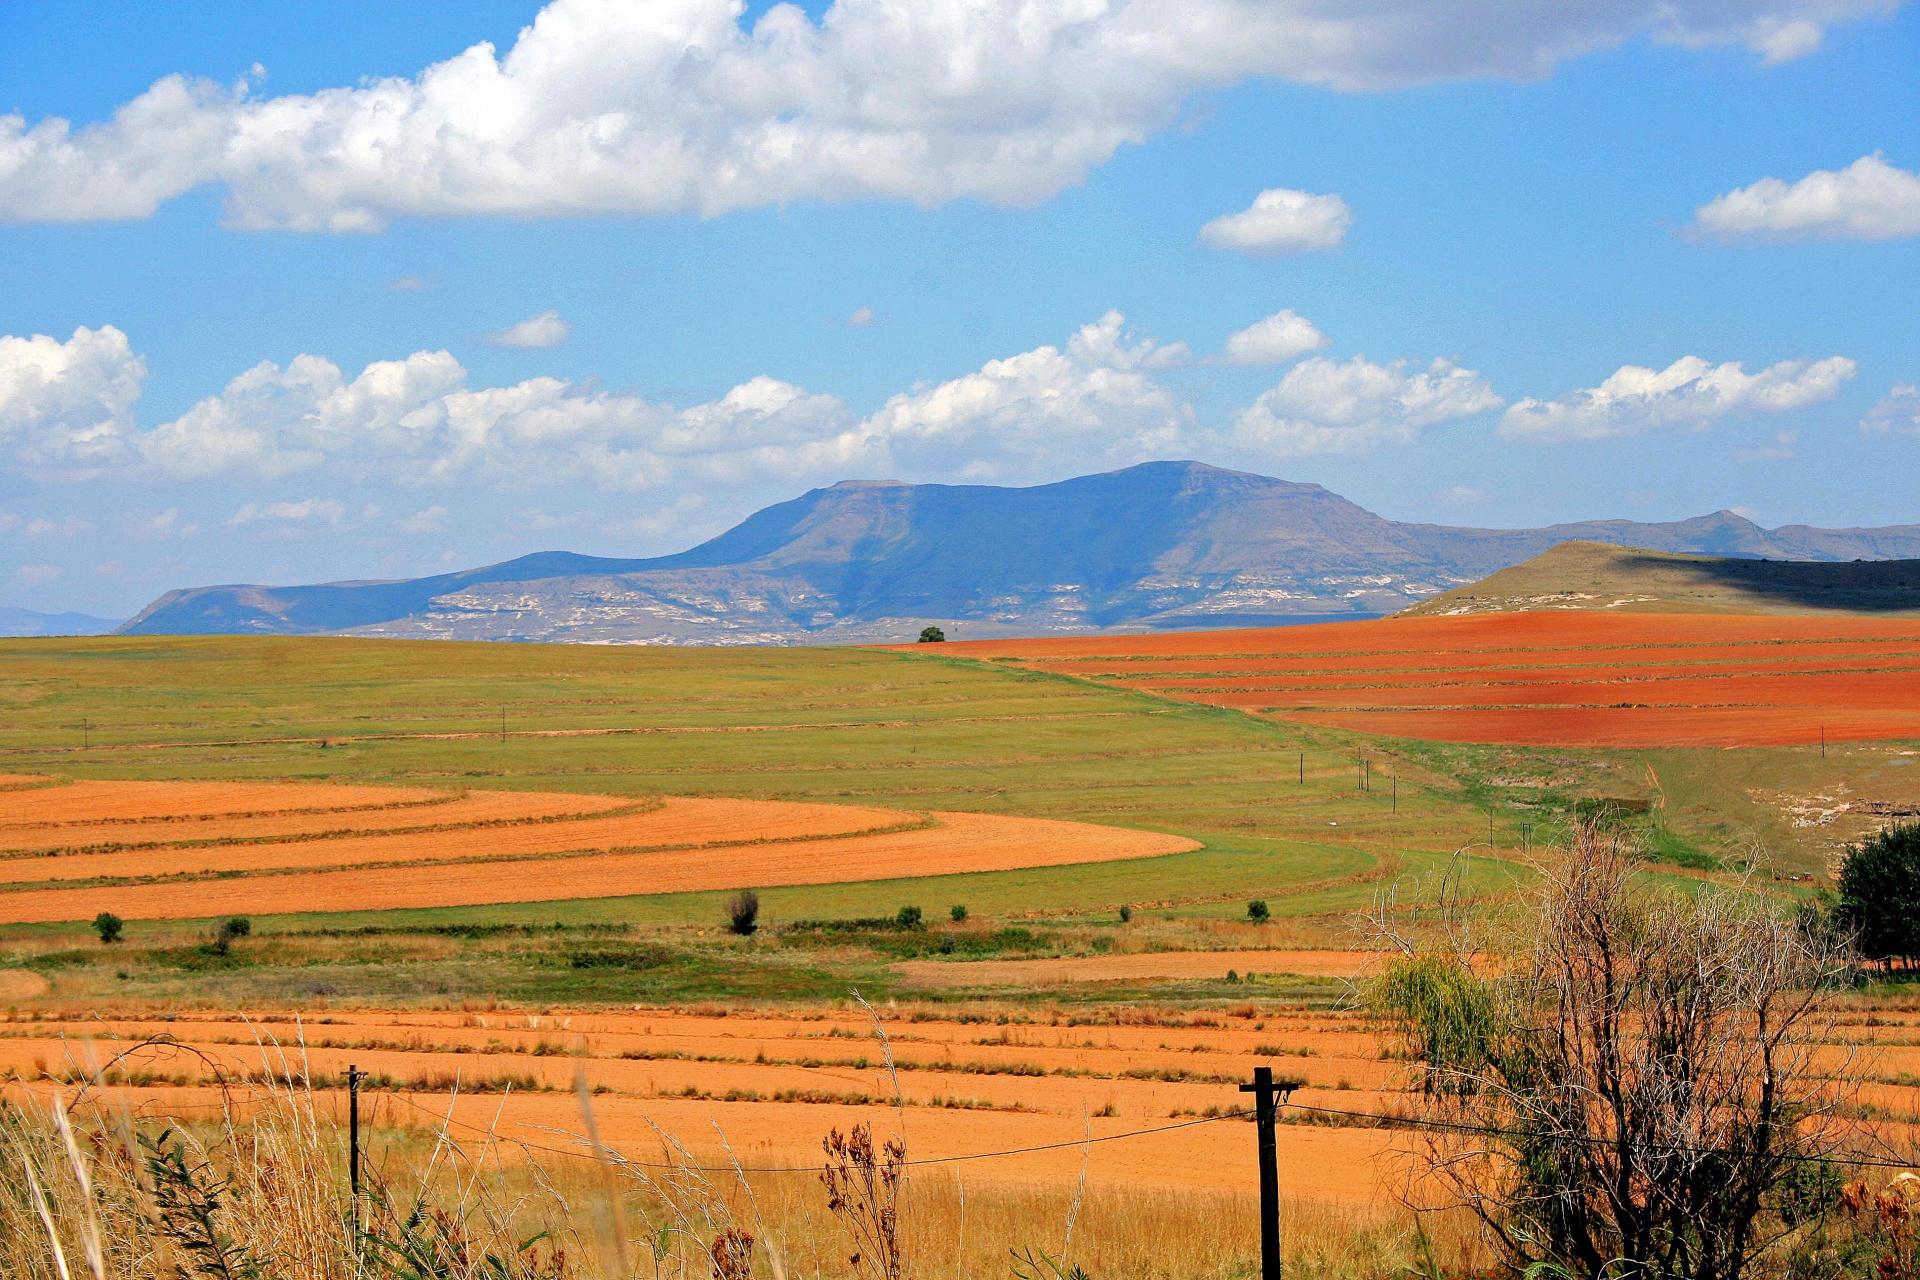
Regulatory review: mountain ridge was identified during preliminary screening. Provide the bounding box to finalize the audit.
[117,462,1920,643]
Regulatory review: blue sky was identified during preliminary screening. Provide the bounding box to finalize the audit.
[1,0,1917,618]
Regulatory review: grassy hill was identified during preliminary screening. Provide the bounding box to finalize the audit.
[1401,540,1920,617]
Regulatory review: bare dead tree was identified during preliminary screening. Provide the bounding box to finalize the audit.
[1372,822,1859,1280]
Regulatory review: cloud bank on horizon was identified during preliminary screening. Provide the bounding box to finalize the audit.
[0,0,1900,231]
[0,313,1858,493]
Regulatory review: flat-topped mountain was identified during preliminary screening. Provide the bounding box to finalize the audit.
[1403,541,1920,618]
[118,462,1920,643]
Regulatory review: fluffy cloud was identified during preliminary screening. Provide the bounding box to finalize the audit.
[0,0,1888,230]
[1220,309,1328,365]
[1694,154,1920,242]
[1862,385,1920,435]
[487,310,569,349]
[231,498,348,525]
[0,325,145,471]
[1229,355,1501,457]
[1500,355,1857,442]
[2,313,1209,491]
[864,311,1190,475]
[1200,189,1351,255]
[398,506,450,534]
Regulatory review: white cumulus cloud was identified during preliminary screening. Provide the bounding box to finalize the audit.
[1862,385,1920,436]
[1229,355,1501,457]
[0,0,1888,231]
[488,310,570,349]
[1694,154,1920,242]
[1220,309,1328,365]
[1500,355,1857,442]
[1200,189,1351,255]
[863,311,1190,476]
[231,498,348,525]
[398,506,450,534]
[0,325,145,471]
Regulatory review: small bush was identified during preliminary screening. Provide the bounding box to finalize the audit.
[949,904,968,923]
[918,626,946,643]
[895,904,924,930]
[1247,900,1270,922]
[1118,904,1133,923]
[93,911,123,944]
[727,889,761,936]
[205,915,251,956]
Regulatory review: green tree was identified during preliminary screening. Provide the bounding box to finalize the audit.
[895,905,923,930]
[917,626,945,643]
[949,904,967,923]
[1837,822,1920,968]
[1247,899,1269,922]
[93,911,123,944]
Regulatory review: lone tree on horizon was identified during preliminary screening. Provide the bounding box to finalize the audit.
[918,626,945,643]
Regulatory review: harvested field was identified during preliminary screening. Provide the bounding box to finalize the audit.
[893,949,1377,989]
[0,786,635,854]
[0,1004,1397,1199]
[0,778,1197,922]
[0,778,448,823]
[937,613,1920,747]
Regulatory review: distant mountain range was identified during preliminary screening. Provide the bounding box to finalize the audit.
[0,607,124,638]
[117,462,1920,643]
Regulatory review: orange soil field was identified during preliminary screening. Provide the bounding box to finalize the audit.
[0,779,1198,923]
[892,950,1377,989]
[932,613,1920,747]
[0,787,636,853]
[0,1005,1403,1198]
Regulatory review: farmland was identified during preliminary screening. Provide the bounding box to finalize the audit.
[944,611,1920,748]
[0,776,1195,921]
[3,623,1919,1275]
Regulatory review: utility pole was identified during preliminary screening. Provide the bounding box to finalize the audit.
[1240,1066,1294,1280]
[1821,725,1827,760]
[347,1064,366,1196]
[1392,774,1397,814]
[1298,752,1303,784]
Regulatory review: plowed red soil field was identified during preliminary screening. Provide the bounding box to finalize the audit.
[0,779,1197,923]
[933,613,1920,747]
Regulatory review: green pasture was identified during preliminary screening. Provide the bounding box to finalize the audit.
[0,633,1891,1007]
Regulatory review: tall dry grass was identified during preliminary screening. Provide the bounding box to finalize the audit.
[1,1074,1481,1280]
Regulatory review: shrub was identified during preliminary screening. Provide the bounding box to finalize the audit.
[93,911,123,944]
[726,889,761,936]
[1247,900,1270,922]
[895,905,924,930]
[1118,904,1133,923]
[949,904,968,923]
[918,626,945,643]
[205,915,251,956]
[1836,822,1920,968]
